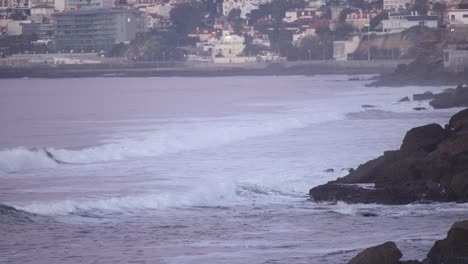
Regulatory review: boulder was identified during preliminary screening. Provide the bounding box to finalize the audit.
[425,220,468,264]
[347,241,402,264]
[399,124,446,157]
[429,85,468,109]
[413,91,434,101]
[324,168,334,173]
[449,108,468,131]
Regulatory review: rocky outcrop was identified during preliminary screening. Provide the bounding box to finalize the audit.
[426,220,468,264]
[413,92,434,101]
[347,242,402,264]
[347,220,468,264]
[309,108,468,205]
[429,84,468,109]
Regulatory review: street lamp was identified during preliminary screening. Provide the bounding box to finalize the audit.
[365,23,370,61]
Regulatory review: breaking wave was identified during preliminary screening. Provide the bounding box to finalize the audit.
[0,111,347,174]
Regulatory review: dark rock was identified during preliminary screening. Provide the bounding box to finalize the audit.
[359,212,378,217]
[310,184,418,205]
[398,96,411,102]
[449,108,468,131]
[413,107,427,111]
[399,260,422,264]
[425,220,468,264]
[399,124,446,157]
[341,168,354,172]
[362,105,377,108]
[429,85,468,109]
[450,171,468,202]
[413,92,434,101]
[309,109,468,205]
[348,241,402,264]
[324,168,334,173]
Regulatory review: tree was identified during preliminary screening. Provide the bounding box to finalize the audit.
[334,23,356,40]
[411,0,429,15]
[228,8,241,21]
[170,3,205,36]
[432,2,447,27]
[369,12,388,31]
[338,8,354,24]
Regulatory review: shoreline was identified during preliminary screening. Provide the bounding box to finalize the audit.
[0,60,404,79]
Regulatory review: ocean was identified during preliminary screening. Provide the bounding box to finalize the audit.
[1,75,467,264]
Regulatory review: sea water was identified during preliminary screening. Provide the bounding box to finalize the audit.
[1,75,467,264]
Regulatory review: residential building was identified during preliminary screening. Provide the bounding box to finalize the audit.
[0,0,30,8]
[333,36,360,61]
[283,8,319,23]
[188,27,216,42]
[222,0,270,19]
[346,10,378,30]
[66,0,113,10]
[383,0,411,11]
[30,4,55,22]
[53,8,147,52]
[381,11,438,33]
[446,7,468,25]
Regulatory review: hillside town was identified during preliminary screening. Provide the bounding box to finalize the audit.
[0,0,467,72]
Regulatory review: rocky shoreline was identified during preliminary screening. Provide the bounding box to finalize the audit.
[309,108,468,205]
[346,220,468,264]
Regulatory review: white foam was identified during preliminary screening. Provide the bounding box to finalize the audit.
[0,147,58,173]
[0,110,349,174]
[16,180,241,215]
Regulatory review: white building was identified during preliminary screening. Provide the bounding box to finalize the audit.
[383,0,411,11]
[447,8,468,26]
[222,0,271,19]
[346,10,378,30]
[381,12,438,33]
[66,0,113,10]
[212,30,256,63]
[333,36,360,61]
[283,8,319,23]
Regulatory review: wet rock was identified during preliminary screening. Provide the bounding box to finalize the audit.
[450,171,468,202]
[413,107,427,111]
[429,84,468,109]
[347,241,402,264]
[399,124,446,157]
[324,168,334,173]
[362,105,377,108]
[309,109,468,205]
[413,92,434,101]
[358,212,378,217]
[449,108,468,131]
[398,96,410,103]
[425,220,468,264]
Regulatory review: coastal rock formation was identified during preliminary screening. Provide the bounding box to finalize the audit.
[429,84,468,109]
[347,220,468,264]
[413,92,434,101]
[309,109,468,205]
[347,242,402,264]
[426,220,468,264]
